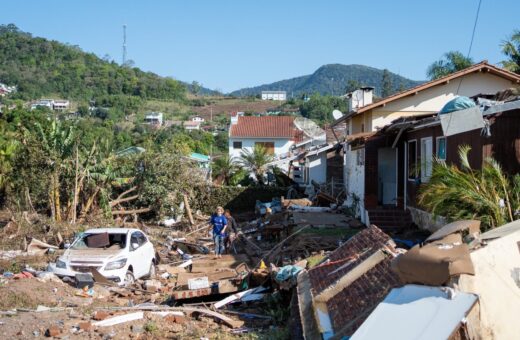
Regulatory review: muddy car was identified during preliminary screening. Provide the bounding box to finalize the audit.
[52,228,156,285]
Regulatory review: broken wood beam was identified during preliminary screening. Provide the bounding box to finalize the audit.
[111,207,151,215]
[183,194,195,226]
[94,306,244,328]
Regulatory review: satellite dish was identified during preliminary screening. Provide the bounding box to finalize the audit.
[332,109,344,120]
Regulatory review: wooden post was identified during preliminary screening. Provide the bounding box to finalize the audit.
[183,194,194,226]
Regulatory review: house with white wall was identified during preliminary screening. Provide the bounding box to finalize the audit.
[191,116,205,122]
[261,91,287,101]
[229,114,328,185]
[332,61,520,224]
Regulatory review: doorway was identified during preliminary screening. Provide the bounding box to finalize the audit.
[378,147,397,205]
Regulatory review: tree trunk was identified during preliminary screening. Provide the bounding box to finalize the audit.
[78,186,100,223]
[111,207,151,215]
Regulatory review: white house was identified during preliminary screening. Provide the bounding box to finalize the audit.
[184,120,201,131]
[31,99,54,110]
[191,116,205,122]
[53,100,70,111]
[144,112,163,126]
[229,114,328,185]
[261,91,287,101]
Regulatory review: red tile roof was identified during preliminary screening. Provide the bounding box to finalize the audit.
[229,116,297,138]
[307,226,400,337]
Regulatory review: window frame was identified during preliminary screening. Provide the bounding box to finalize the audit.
[436,136,447,161]
[232,141,242,149]
[420,137,433,182]
[407,139,418,181]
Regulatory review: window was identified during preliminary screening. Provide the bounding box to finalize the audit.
[232,141,242,149]
[130,231,146,250]
[356,148,365,166]
[407,140,417,180]
[436,137,446,161]
[255,142,275,154]
[361,123,365,133]
[421,137,433,182]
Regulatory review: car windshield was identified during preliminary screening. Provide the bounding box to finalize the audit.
[71,232,127,250]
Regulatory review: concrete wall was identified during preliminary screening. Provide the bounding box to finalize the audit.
[344,146,366,220]
[458,226,520,340]
[228,137,293,159]
[407,206,447,232]
[307,152,327,184]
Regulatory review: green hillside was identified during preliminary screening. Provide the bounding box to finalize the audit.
[0,24,186,101]
[231,64,423,97]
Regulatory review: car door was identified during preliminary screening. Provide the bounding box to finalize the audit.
[130,231,154,278]
[128,231,146,278]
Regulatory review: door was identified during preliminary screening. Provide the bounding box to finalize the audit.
[378,147,397,205]
[128,231,149,278]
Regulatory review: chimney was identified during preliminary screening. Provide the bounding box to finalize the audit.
[348,86,374,111]
[230,111,244,125]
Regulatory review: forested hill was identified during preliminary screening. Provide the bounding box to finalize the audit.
[230,64,423,97]
[0,24,186,100]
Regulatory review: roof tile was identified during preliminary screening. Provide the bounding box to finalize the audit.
[229,116,297,138]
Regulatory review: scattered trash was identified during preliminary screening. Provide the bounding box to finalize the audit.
[93,312,144,327]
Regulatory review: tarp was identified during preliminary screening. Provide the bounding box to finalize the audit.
[392,234,475,285]
[351,285,478,340]
[439,96,476,114]
[275,265,303,283]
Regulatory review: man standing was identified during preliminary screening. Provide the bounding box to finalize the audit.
[224,209,238,253]
[210,206,227,258]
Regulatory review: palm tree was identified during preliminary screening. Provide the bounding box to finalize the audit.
[418,145,520,230]
[426,51,474,80]
[500,30,520,73]
[212,154,238,185]
[238,145,274,184]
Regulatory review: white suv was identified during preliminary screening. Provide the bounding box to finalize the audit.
[52,228,156,285]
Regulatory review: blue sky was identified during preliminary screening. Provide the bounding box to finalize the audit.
[1,0,518,92]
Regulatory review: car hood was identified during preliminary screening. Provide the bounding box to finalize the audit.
[62,248,125,263]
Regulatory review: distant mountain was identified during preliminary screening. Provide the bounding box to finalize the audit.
[230,64,424,97]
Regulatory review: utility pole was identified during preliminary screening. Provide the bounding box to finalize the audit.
[122,24,127,65]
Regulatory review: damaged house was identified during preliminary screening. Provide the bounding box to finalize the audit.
[229,113,333,186]
[331,61,520,231]
[297,226,401,339]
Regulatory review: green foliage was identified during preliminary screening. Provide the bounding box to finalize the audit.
[212,154,239,185]
[230,64,422,97]
[426,51,474,80]
[0,24,186,101]
[500,29,520,74]
[299,93,348,124]
[418,145,520,230]
[237,145,274,184]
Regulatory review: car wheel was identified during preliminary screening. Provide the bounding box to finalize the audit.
[145,262,156,279]
[124,271,135,286]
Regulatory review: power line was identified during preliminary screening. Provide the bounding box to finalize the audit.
[456,0,483,94]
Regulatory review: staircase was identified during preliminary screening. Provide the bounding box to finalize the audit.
[367,207,413,232]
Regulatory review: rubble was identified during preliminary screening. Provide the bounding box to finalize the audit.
[1,189,516,339]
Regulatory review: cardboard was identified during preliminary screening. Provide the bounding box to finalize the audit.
[392,234,475,286]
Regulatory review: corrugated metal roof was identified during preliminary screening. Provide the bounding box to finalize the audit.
[351,285,478,340]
